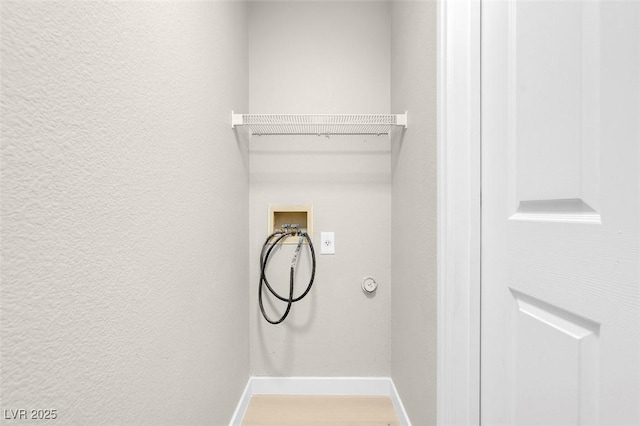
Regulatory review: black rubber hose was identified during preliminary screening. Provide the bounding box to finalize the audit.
[261,231,316,302]
[259,266,294,325]
[259,230,316,324]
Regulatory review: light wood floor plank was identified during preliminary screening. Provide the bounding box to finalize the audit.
[242,395,400,426]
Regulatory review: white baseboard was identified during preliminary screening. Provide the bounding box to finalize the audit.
[229,378,252,426]
[229,376,411,426]
[388,378,411,426]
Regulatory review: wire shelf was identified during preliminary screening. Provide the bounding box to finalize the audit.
[231,112,407,136]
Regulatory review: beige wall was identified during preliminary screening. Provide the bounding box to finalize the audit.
[249,1,391,114]
[0,2,249,424]
[390,1,438,425]
[248,1,392,377]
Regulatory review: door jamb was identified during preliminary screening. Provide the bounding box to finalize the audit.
[436,0,482,424]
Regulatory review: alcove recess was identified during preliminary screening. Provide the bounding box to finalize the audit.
[268,204,313,244]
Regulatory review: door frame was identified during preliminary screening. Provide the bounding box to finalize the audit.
[436,0,482,424]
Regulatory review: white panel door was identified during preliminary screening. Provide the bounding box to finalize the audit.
[482,1,640,425]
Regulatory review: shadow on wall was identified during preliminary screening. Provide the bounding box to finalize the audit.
[391,127,407,177]
[256,252,318,375]
[234,127,250,177]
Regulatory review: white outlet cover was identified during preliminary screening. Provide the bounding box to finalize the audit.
[320,232,335,255]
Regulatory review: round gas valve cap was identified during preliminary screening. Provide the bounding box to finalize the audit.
[362,277,378,293]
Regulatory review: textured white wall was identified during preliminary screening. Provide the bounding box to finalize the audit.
[390,1,438,425]
[2,1,437,422]
[1,2,249,424]
[248,1,392,376]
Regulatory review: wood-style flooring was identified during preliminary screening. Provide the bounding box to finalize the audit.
[242,394,400,426]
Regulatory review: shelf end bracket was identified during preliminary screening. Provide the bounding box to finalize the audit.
[396,111,408,128]
[231,111,244,128]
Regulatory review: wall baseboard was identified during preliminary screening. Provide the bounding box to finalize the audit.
[229,377,253,426]
[229,376,411,425]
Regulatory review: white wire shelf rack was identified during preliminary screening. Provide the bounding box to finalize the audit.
[231,112,407,136]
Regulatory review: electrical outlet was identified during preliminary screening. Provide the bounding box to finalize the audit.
[320,232,335,255]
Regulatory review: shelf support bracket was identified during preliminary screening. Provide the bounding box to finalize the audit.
[397,111,408,128]
[231,111,243,128]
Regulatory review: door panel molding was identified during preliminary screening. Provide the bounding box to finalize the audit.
[510,198,602,224]
[507,0,602,217]
[510,288,601,339]
[509,288,601,424]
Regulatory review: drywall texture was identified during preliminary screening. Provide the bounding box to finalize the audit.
[248,1,392,376]
[390,1,438,425]
[249,1,390,114]
[1,2,249,424]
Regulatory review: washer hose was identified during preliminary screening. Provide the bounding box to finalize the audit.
[259,229,316,324]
